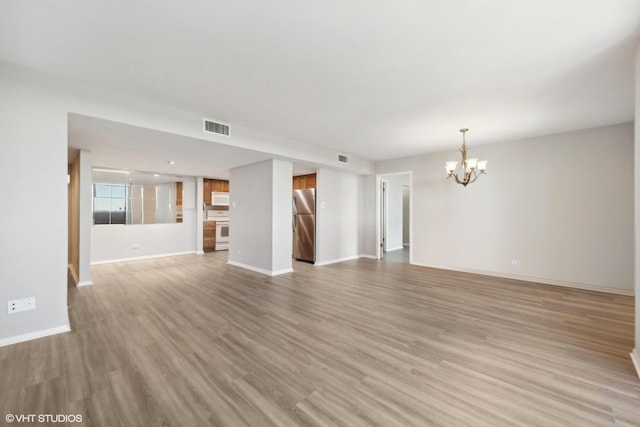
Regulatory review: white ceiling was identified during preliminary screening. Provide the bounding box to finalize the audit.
[2,1,639,165]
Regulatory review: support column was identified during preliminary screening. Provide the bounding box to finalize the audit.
[228,159,292,275]
[77,149,92,286]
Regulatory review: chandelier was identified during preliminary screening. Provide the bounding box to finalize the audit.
[445,128,487,187]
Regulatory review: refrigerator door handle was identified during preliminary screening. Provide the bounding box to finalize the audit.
[292,196,296,231]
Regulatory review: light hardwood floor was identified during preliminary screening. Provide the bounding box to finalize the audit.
[1,252,639,426]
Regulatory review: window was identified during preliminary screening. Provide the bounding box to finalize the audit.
[93,184,128,225]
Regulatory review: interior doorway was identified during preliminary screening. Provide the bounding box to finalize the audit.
[377,172,411,263]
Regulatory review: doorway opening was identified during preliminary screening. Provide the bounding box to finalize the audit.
[377,172,411,263]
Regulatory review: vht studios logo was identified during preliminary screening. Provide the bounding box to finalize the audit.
[5,414,83,423]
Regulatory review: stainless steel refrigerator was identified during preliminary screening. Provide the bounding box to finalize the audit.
[292,188,316,262]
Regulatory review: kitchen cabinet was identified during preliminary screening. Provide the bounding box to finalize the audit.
[203,179,212,205]
[176,182,183,223]
[211,179,229,192]
[293,173,317,190]
[203,179,229,204]
[203,221,216,252]
[176,182,183,206]
[203,178,229,251]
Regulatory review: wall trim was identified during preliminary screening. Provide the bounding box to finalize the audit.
[0,324,71,348]
[386,246,404,252]
[77,280,93,287]
[67,264,79,286]
[631,349,640,379]
[411,262,634,296]
[315,255,360,266]
[359,254,378,260]
[227,260,293,276]
[91,251,197,265]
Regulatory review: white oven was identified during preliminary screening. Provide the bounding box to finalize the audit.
[206,209,229,251]
[215,221,229,251]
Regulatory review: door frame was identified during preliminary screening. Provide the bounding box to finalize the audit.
[376,171,412,262]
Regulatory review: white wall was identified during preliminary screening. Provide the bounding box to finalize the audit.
[229,160,274,273]
[632,44,640,376]
[402,185,410,246]
[0,64,70,344]
[91,181,197,263]
[316,169,360,265]
[78,150,93,285]
[271,160,294,274]
[376,123,634,292]
[196,177,204,254]
[228,159,292,275]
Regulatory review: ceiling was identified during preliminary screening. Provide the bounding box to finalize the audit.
[67,114,320,179]
[2,1,640,167]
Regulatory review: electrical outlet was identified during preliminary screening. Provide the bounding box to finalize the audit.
[132,243,140,250]
[512,259,520,266]
[7,297,36,314]
[8,299,20,314]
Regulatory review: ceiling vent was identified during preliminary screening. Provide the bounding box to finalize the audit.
[337,153,349,165]
[203,119,230,137]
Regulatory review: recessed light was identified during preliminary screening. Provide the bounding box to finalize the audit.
[153,174,160,177]
[167,161,176,165]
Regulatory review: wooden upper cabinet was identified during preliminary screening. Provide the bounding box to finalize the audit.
[293,173,317,190]
[304,174,316,189]
[203,179,212,205]
[211,179,229,192]
[176,182,183,206]
[203,179,230,204]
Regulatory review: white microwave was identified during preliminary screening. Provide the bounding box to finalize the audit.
[211,192,230,206]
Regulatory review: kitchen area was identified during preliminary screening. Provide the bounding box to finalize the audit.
[202,173,317,261]
[292,173,317,263]
[203,178,230,252]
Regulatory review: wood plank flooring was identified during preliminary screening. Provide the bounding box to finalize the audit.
[1,252,639,426]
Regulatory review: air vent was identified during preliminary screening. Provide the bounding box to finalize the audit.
[203,119,230,137]
[337,153,349,165]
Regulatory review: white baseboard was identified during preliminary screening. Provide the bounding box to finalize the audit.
[359,254,378,260]
[631,349,640,379]
[91,251,197,265]
[227,260,293,276]
[196,250,205,255]
[314,255,360,266]
[77,280,93,287]
[67,264,79,285]
[410,262,634,296]
[386,246,404,252]
[0,324,71,347]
